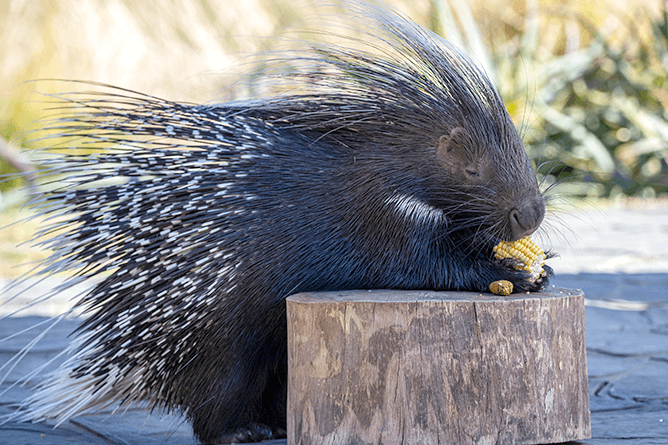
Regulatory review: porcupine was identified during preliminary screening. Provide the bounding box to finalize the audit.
[5,1,553,444]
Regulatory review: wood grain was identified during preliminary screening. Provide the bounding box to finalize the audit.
[286,288,590,445]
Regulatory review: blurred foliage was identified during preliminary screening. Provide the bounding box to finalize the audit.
[465,0,668,199]
[1,0,667,206]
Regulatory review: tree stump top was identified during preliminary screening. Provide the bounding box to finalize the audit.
[288,287,583,304]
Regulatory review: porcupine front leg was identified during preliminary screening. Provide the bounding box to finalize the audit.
[489,255,554,293]
[446,251,552,294]
[497,261,554,293]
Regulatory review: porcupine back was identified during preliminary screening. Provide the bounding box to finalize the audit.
[3,1,549,443]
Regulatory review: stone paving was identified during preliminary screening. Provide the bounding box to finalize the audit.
[1,201,667,444]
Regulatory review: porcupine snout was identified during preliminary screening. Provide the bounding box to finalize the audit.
[509,193,545,241]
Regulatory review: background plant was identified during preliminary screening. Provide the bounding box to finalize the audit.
[1,0,666,275]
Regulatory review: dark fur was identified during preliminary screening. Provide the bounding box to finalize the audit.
[12,2,551,443]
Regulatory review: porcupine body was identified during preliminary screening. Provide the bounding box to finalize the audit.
[8,2,552,444]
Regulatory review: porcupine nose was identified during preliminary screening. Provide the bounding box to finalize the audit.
[509,195,545,241]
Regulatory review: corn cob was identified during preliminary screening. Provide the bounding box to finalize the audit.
[493,236,546,282]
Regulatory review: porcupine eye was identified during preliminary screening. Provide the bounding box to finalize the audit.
[436,127,488,184]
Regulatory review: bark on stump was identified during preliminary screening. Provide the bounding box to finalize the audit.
[286,288,590,445]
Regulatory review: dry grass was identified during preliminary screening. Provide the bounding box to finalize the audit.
[0,209,50,278]
[1,0,666,275]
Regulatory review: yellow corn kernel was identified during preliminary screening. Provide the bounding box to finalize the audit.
[489,280,513,296]
[493,236,545,282]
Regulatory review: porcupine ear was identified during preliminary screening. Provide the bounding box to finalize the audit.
[436,127,479,178]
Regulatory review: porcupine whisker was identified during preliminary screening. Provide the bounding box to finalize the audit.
[542,215,580,253]
[541,173,586,197]
[539,160,569,185]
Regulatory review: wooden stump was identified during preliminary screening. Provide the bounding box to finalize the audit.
[286,288,590,445]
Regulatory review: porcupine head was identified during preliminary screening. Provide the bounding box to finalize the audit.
[2,1,552,445]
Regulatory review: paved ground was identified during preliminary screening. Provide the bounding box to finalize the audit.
[1,201,667,444]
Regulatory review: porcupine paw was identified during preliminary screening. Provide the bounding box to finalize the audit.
[213,423,286,444]
[521,249,557,292]
[496,259,554,293]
